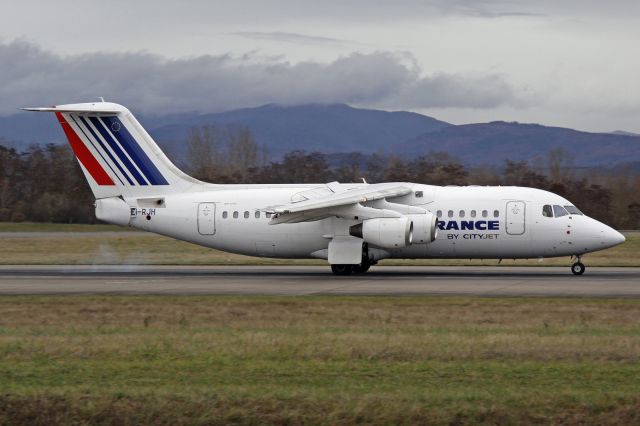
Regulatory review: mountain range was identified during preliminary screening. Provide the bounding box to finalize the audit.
[1,103,639,167]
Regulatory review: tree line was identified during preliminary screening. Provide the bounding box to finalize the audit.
[0,142,95,223]
[1,126,639,228]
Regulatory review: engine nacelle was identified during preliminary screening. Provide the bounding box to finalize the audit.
[409,212,438,244]
[350,217,413,249]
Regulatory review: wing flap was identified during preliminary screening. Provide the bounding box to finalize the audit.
[270,183,412,214]
[269,204,403,224]
[267,182,413,224]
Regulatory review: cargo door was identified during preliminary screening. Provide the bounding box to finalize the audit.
[197,203,216,235]
[506,201,526,235]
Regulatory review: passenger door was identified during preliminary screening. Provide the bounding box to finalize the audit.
[506,201,526,235]
[197,203,216,235]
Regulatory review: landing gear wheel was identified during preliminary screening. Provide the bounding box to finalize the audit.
[571,262,585,276]
[331,264,353,276]
[352,263,370,274]
[351,242,372,274]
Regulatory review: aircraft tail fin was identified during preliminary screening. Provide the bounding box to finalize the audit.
[23,101,204,199]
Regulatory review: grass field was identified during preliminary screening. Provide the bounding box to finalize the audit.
[0,222,638,266]
[1,296,640,425]
[0,222,134,233]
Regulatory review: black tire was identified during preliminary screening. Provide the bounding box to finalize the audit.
[331,264,353,276]
[352,263,371,274]
[571,262,585,275]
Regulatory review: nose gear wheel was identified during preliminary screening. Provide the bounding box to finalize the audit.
[571,255,585,275]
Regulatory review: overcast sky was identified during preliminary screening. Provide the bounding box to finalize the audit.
[1,0,639,132]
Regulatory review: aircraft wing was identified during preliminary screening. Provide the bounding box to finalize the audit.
[267,183,414,224]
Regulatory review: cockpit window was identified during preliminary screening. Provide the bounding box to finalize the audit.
[553,205,568,217]
[542,205,553,217]
[564,205,583,215]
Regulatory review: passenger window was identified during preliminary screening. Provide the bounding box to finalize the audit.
[266,212,272,218]
[448,210,454,218]
[482,210,488,218]
[415,191,423,198]
[542,205,553,217]
[459,210,465,218]
[553,205,568,217]
[222,211,228,219]
[437,210,442,218]
[255,211,260,219]
[493,210,499,218]
[244,211,249,219]
[470,210,476,218]
[233,211,239,219]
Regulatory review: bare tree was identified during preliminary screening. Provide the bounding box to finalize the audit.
[228,125,259,176]
[186,125,220,181]
[547,147,573,182]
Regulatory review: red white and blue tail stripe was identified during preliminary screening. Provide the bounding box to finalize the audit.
[23,102,197,199]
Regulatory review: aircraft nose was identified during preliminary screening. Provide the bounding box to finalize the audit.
[600,225,626,248]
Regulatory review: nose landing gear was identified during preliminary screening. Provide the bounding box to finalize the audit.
[571,255,585,275]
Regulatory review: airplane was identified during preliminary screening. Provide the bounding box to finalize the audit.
[24,101,626,276]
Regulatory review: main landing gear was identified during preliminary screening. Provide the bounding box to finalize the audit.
[331,259,373,276]
[571,255,585,276]
[331,245,374,275]
[331,264,354,275]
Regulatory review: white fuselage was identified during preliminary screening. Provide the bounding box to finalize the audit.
[125,183,624,260]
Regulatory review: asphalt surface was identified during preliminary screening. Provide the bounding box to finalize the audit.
[0,265,639,297]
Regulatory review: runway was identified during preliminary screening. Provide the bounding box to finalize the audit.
[0,265,639,297]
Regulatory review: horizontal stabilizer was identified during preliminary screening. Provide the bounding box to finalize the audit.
[21,102,125,114]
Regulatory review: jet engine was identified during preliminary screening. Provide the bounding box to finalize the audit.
[409,212,438,244]
[349,217,413,249]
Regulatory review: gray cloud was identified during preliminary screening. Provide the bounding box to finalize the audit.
[431,0,545,18]
[0,40,519,115]
[230,31,356,46]
[213,0,545,22]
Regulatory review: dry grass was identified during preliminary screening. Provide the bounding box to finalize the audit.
[0,222,131,232]
[2,297,640,362]
[1,296,640,424]
[0,233,277,265]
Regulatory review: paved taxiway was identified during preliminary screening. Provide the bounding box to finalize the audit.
[0,265,639,297]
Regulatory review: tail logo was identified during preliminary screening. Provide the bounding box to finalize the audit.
[58,113,169,186]
[56,112,115,186]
